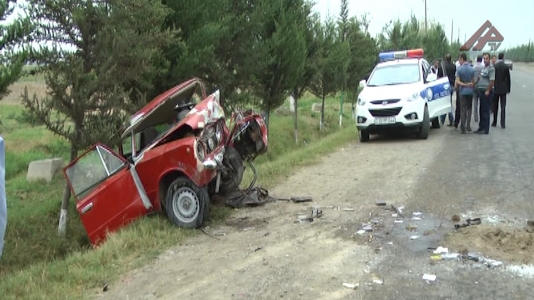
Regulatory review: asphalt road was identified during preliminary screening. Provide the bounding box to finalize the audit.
[360,65,534,299]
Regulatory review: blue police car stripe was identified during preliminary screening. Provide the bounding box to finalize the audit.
[419,81,450,102]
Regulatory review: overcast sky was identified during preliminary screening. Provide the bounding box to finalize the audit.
[313,0,534,50]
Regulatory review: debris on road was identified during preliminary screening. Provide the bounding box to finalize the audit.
[433,246,448,254]
[375,200,387,206]
[454,217,482,229]
[311,207,323,218]
[413,212,423,217]
[295,215,313,223]
[342,282,359,289]
[422,274,436,282]
[274,195,313,203]
[391,204,405,218]
[410,235,420,240]
[451,214,461,222]
[406,224,418,231]
[371,274,384,284]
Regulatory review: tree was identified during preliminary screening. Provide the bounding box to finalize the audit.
[308,17,349,130]
[21,0,174,235]
[247,0,307,133]
[156,0,256,108]
[0,0,32,104]
[289,1,318,143]
[344,17,378,116]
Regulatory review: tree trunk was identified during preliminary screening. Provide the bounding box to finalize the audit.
[265,100,271,139]
[320,93,325,131]
[293,95,298,144]
[58,143,78,236]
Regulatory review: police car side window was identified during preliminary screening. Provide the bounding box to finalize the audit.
[421,61,429,81]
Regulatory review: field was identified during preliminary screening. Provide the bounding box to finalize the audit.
[0,74,358,299]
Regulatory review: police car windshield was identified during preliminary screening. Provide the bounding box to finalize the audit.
[367,63,420,86]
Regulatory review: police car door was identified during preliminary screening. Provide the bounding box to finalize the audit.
[422,60,451,119]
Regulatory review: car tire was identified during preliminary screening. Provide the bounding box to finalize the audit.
[218,147,245,195]
[165,177,210,228]
[417,106,430,139]
[359,130,370,142]
[431,117,440,129]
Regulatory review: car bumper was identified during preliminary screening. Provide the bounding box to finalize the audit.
[356,102,423,133]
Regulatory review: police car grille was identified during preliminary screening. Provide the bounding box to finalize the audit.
[369,107,402,117]
[370,99,401,105]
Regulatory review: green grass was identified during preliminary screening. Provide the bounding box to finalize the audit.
[0,92,357,299]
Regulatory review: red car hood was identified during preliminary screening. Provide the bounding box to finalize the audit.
[121,78,207,139]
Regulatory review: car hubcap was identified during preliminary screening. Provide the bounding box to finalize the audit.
[172,187,200,223]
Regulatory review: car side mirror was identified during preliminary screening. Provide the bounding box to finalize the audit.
[426,73,437,82]
[359,80,367,88]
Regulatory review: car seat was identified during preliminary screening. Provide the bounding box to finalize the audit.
[139,127,159,150]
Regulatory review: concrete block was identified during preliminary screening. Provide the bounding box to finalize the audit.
[311,103,322,113]
[26,158,65,182]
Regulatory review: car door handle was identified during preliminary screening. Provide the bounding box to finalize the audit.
[81,203,93,214]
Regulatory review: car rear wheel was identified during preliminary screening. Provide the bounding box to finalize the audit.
[165,177,210,228]
[416,106,430,139]
[359,130,370,142]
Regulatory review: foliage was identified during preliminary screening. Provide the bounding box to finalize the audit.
[505,41,534,62]
[308,17,350,130]
[0,0,32,104]
[20,0,175,155]
[247,0,308,131]
[377,14,452,63]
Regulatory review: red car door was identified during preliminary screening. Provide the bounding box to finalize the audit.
[64,144,152,246]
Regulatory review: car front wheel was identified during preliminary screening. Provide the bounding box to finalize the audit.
[165,177,210,228]
[359,130,370,142]
[416,106,430,139]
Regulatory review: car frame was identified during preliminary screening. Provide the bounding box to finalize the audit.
[63,78,229,246]
[356,49,452,142]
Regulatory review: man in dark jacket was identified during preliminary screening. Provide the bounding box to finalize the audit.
[492,52,511,128]
[440,54,456,126]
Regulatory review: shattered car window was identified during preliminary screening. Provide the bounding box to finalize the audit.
[66,146,126,199]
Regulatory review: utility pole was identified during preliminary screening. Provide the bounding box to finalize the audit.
[424,0,428,33]
[451,19,453,45]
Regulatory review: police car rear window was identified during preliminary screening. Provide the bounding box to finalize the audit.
[367,64,420,86]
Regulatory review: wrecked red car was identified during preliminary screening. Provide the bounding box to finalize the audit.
[63,78,268,246]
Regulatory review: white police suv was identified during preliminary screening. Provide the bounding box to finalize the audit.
[356,49,452,142]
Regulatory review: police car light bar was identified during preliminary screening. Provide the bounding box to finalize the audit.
[379,48,424,62]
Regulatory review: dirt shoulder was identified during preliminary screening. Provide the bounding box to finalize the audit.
[96,132,444,300]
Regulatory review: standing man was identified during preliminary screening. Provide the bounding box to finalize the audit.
[455,53,475,134]
[476,53,495,134]
[431,60,439,74]
[453,55,462,128]
[492,52,511,128]
[440,54,456,126]
[472,55,484,122]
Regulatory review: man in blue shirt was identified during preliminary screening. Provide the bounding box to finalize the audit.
[455,53,476,134]
[476,53,495,134]
[0,136,6,259]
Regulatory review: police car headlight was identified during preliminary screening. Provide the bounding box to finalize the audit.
[357,98,366,106]
[406,92,420,102]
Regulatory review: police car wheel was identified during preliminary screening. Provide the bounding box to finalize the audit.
[431,117,440,129]
[359,130,370,142]
[416,106,430,139]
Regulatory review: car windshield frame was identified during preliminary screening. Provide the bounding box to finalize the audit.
[366,62,421,87]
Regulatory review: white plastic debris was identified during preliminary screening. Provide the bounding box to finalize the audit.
[409,235,419,240]
[391,213,398,218]
[394,220,404,223]
[441,253,460,260]
[411,217,422,221]
[433,246,448,254]
[356,230,366,235]
[342,282,359,289]
[422,274,436,281]
[413,212,423,217]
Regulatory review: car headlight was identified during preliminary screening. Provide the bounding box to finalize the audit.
[406,92,420,102]
[357,98,366,106]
